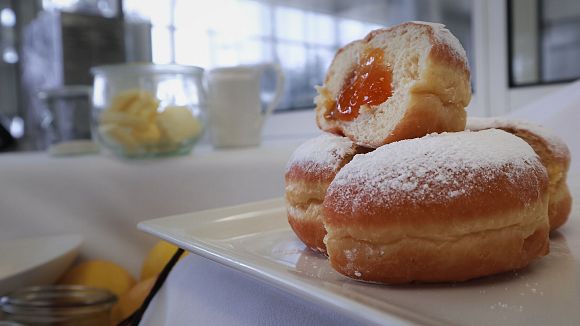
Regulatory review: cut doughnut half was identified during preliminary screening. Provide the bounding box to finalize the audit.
[315,21,471,148]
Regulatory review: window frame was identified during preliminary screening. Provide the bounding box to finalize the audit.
[507,0,580,88]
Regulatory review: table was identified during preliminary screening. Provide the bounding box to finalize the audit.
[0,141,302,276]
[1,134,366,325]
[2,80,579,325]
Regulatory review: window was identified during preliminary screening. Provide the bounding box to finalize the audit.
[0,0,19,120]
[509,0,580,86]
[124,0,473,111]
[1,4,17,63]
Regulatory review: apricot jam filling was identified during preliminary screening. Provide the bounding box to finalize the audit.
[326,47,392,121]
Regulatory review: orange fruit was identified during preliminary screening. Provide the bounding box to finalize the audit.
[140,240,187,281]
[58,260,136,297]
[111,277,156,324]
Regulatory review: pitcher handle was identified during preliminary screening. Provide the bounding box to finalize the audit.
[261,64,285,118]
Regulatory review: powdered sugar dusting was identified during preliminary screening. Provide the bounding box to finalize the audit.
[412,21,468,66]
[287,133,358,173]
[467,117,570,161]
[329,130,545,214]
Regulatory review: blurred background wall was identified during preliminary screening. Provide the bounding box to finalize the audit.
[0,0,579,152]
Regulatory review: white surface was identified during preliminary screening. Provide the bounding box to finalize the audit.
[139,191,580,326]
[1,80,578,325]
[140,254,360,326]
[0,140,305,275]
[0,235,82,295]
[262,109,319,141]
[48,140,100,156]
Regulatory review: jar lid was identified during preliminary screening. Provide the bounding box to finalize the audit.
[38,86,93,100]
[0,285,116,315]
[91,63,204,76]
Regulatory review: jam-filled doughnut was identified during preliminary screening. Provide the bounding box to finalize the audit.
[323,129,549,284]
[467,117,572,231]
[315,21,471,148]
[285,133,368,254]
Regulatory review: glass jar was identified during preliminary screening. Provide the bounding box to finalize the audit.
[0,285,116,326]
[38,86,93,145]
[91,63,206,159]
[38,86,100,156]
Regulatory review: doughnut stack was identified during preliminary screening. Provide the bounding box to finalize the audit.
[284,21,572,284]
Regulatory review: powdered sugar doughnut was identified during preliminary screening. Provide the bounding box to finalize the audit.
[323,129,549,283]
[467,117,572,231]
[285,133,368,254]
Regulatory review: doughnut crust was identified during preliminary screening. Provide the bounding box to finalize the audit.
[323,130,549,284]
[467,117,572,231]
[285,133,368,254]
[315,21,471,148]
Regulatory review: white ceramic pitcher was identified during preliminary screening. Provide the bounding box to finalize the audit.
[207,64,285,148]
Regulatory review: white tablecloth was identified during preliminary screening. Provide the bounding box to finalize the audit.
[1,137,363,325]
[0,141,302,276]
[2,80,579,325]
[141,254,361,325]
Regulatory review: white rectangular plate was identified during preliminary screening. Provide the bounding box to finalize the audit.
[139,186,580,326]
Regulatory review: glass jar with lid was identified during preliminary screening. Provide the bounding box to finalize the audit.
[91,63,206,159]
[0,285,116,325]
